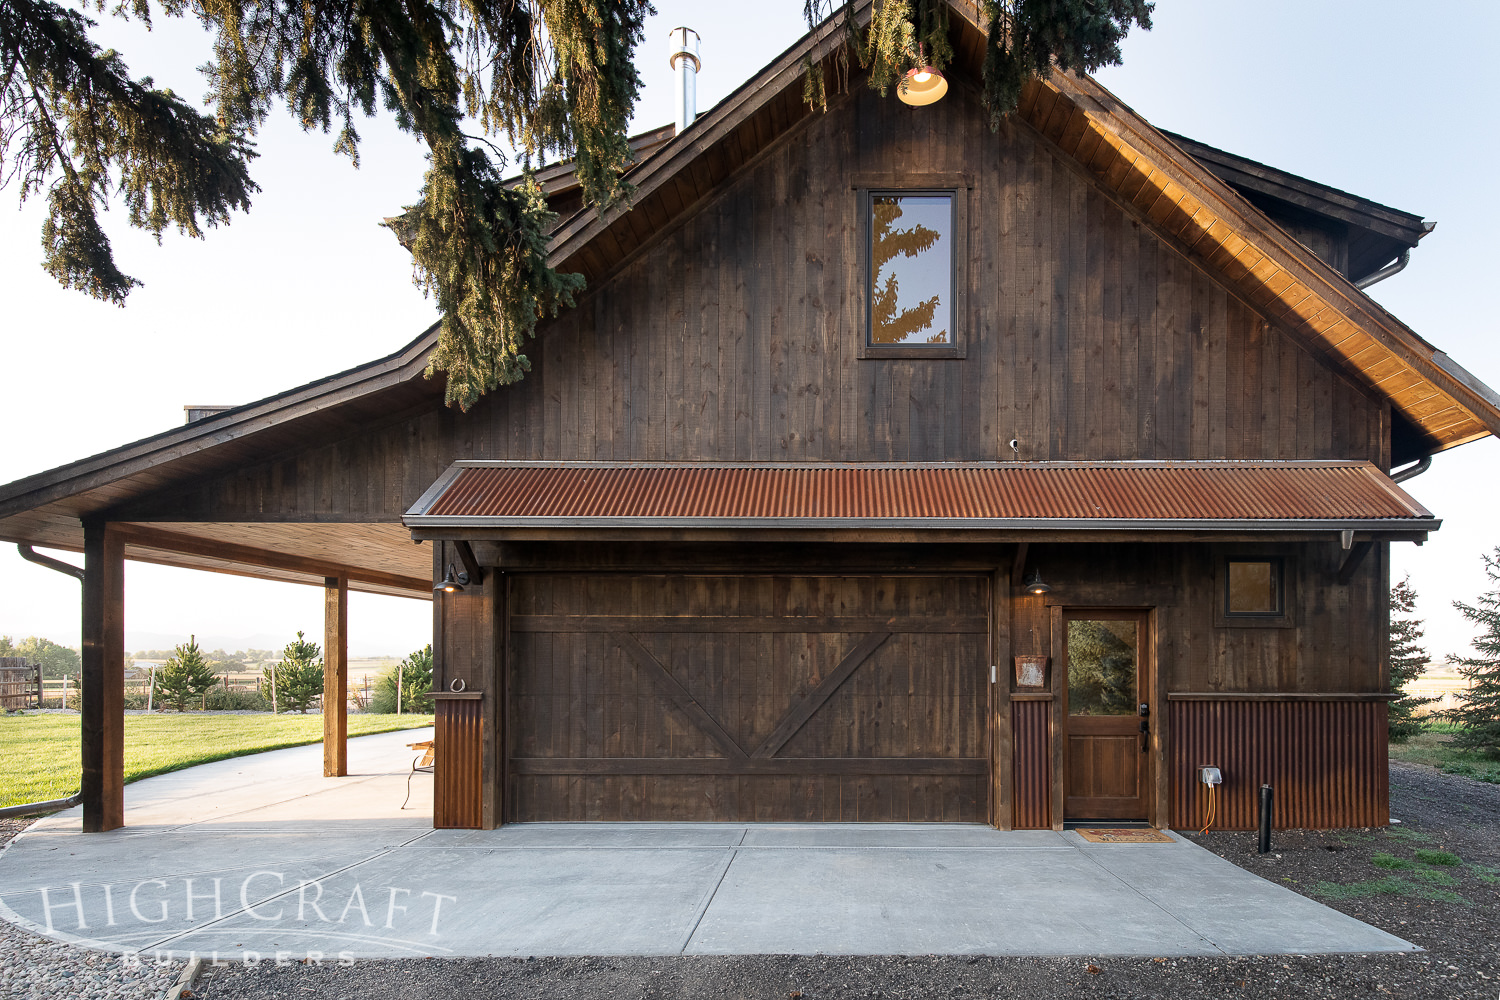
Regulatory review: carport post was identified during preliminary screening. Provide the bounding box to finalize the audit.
[81,520,125,832]
[324,576,348,777]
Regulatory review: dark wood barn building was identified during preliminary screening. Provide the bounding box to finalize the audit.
[3,2,1498,835]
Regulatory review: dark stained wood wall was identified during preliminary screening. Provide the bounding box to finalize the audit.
[111,83,1386,525]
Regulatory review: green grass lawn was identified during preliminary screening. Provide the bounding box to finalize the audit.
[1389,724,1500,784]
[0,713,435,808]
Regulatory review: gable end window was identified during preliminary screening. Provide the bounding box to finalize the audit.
[860,185,966,359]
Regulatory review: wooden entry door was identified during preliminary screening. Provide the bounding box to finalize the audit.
[1062,610,1152,821]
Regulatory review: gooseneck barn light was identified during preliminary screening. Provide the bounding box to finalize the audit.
[1023,569,1052,596]
[434,564,469,594]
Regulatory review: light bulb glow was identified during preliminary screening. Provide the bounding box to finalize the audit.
[914,69,931,83]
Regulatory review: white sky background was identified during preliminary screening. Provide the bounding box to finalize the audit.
[0,2,1496,659]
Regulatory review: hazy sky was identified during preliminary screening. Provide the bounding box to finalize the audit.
[0,2,1496,659]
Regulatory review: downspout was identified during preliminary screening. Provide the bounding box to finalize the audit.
[6,544,85,817]
[17,543,85,582]
[1391,455,1432,484]
[1354,249,1410,290]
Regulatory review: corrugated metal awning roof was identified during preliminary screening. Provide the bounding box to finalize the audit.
[404,461,1434,532]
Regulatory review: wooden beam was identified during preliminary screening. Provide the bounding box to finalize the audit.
[453,539,483,585]
[751,630,892,759]
[81,521,124,832]
[109,523,430,594]
[1338,541,1374,584]
[611,631,747,760]
[324,576,348,777]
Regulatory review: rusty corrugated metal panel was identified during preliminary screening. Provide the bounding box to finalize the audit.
[1013,701,1052,829]
[415,462,1430,523]
[1169,699,1388,831]
[434,698,483,830]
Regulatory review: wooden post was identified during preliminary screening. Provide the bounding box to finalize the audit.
[324,576,348,777]
[81,521,125,832]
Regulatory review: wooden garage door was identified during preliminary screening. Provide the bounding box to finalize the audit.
[508,574,991,822]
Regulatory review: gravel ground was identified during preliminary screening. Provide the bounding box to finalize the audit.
[0,818,185,1000]
[3,762,1497,999]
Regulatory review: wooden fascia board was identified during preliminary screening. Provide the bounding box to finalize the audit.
[1036,73,1500,446]
[0,328,439,521]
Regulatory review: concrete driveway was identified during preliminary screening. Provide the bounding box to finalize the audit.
[0,730,1412,961]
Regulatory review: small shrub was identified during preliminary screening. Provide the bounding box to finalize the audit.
[1413,848,1462,866]
[1383,827,1432,843]
[1409,868,1459,887]
[1371,852,1415,870]
[203,688,272,711]
[369,645,434,714]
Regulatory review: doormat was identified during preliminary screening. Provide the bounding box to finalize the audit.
[1075,828,1174,844]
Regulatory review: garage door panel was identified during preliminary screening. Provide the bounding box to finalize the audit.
[509,574,990,823]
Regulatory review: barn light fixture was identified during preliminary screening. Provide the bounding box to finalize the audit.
[898,46,947,106]
[434,564,469,593]
[1023,569,1052,596]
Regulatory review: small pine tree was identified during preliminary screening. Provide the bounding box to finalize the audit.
[153,636,218,713]
[1447,548,1500,758]
[371,645,434,714]
[1388,576,1436,742]
[262,632,325,714]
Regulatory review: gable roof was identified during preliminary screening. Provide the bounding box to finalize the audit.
[0,0,1494,588]
[1161,130,1431,284]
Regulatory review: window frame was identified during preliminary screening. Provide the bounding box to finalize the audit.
[856,176,969,359]
[1215,556,1296,629]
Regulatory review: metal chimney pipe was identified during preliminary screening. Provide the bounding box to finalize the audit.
[669,27,700,134]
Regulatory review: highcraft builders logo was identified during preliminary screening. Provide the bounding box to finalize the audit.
[4,870,460,963]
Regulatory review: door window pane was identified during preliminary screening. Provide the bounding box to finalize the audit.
[1227,560,1281,615]
[1067,620,1137,716]
[869,193,952,346]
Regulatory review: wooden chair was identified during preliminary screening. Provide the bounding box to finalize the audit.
[401,740,434,810]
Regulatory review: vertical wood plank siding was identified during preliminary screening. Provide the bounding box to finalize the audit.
[1012,700,1052,829]
[1169,699,1388,830]
[434,698,484,829]
[116,82,1386,526]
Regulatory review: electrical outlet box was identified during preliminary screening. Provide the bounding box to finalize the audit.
[1198,766,1222,786]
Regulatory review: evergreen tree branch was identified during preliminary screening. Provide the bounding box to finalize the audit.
[0,0,258,302]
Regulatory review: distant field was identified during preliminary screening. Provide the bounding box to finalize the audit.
[0,713,434,809]
[1389,724,1500,784]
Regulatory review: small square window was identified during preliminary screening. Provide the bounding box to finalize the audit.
[867,191,954,351]
[1225,559,1283,617]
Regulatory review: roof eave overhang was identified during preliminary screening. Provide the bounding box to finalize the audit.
[1017,70,1500,452]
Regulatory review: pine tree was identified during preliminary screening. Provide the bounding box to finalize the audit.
[1447,547,1500,758]
[262,631,324,714]
[153,635,218,712]
[372,644,434,714]
[8,3,1149,407]
[1388,576,1435,742]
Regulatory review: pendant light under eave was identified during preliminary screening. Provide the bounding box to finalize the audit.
[899,66,948,106]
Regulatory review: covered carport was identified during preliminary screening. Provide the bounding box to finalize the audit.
[0,333,441,831]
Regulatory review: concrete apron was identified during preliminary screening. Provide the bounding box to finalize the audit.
[0,730,1414,961]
